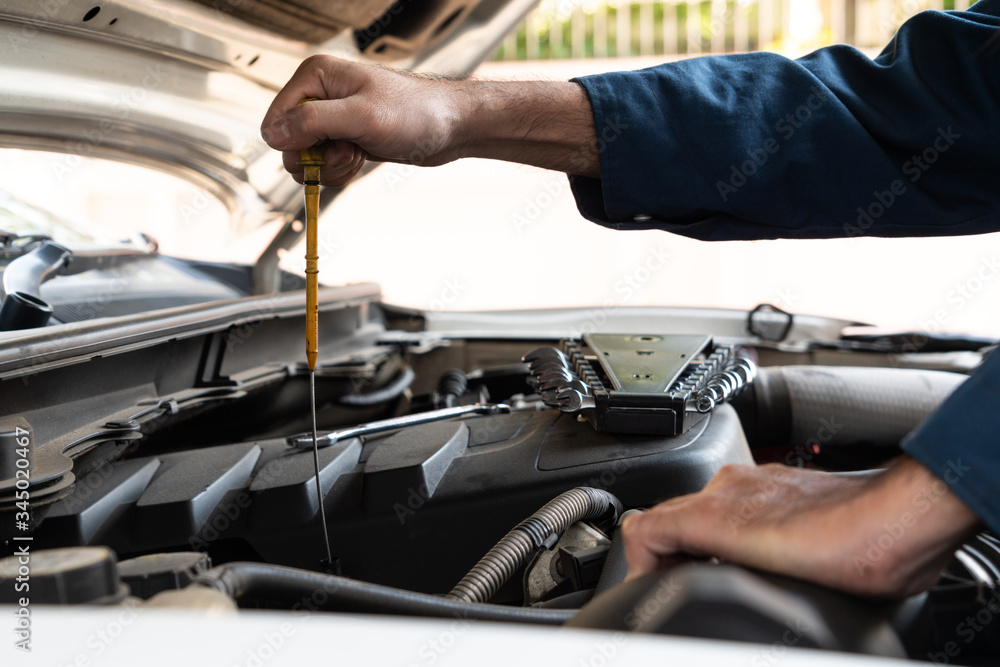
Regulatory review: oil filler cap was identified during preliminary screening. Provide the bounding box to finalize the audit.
[118,552,211,600]
[0,546,128,604]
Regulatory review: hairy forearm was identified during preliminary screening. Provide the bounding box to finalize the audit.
[622,455,982,598]
[848,456,981,595]
[261,56,600,185]
[448,79,600,177]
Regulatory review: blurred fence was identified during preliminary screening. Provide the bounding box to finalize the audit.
[494,0,972,60]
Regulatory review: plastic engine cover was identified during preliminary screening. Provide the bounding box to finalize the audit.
[32,405,752,597]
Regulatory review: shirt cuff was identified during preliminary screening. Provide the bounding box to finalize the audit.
[901,350,1000,535]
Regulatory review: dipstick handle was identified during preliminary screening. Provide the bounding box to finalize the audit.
[298,98,324,372]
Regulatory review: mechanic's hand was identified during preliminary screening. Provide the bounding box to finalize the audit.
[621,457,981,598]
[262,55,600,187]
[261,56,465,187]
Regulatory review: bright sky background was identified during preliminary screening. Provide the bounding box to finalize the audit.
[300,57,1000,339]
[3,4,995,340]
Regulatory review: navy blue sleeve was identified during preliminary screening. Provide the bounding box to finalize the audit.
[902,350,1000,535]
[570,1,1000,241]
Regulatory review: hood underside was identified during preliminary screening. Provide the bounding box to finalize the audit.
[0,0,537,289]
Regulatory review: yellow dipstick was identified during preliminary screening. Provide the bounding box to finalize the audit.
[298,98,324,372]
[297,98,333,568]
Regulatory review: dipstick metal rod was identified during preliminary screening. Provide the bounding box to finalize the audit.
[297,98,332,567]
[310,370,332,565]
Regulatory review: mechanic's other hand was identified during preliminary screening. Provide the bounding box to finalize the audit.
[261,56,465,187]
[621,457,981,598]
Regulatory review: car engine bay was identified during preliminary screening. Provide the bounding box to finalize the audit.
[1,280,998,665]
[1,0,998,663]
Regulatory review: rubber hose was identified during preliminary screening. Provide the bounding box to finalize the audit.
[447,487,623,604]
[436,369,469,408]
[735,365,966,449]
[195,562,573,625]
[338,366,415,407]
[594,509,643,595]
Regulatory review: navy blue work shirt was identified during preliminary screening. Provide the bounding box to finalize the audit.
[570,1,1000,532]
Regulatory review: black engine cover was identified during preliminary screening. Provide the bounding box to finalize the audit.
[33,405,751,596]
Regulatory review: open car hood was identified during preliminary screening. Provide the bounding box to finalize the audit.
[0,0,537,291]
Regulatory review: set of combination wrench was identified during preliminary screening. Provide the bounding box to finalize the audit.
[523,333,756,436]
[287,333,757,452]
